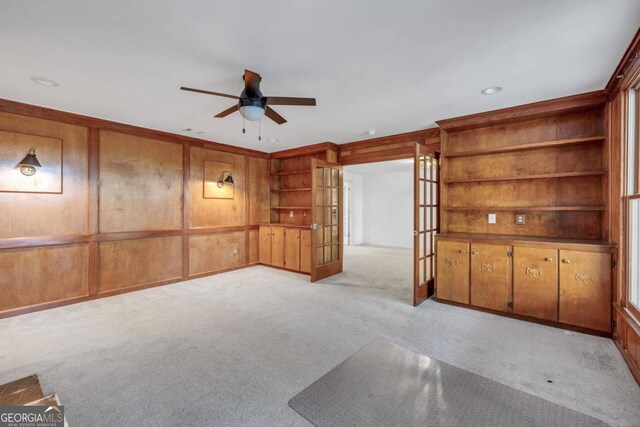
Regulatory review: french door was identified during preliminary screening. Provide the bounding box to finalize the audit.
[310,159,343,282]
[414,146,439,306]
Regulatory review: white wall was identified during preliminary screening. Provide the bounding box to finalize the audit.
[362,170,413,248]
[344,171,364,245]
[345,161,413,249]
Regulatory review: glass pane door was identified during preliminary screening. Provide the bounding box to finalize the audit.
[311,159,343,281]
[414,146,439,306]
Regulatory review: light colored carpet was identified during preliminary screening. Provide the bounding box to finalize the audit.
[0,249,638,426]
[322,245,413,303]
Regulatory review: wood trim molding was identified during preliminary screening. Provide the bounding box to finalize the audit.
[436,91,608,132]
[0,235,91,250]
[270,141,339,159]
[0,97,269,158]
[88,128,100,296]
[606,27,640,95]
[339,128,440,151]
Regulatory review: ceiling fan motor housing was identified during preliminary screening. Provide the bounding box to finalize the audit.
[239,90,266,110]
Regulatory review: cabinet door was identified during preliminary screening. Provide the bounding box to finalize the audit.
[258,226,271,265]
[559,250,611,332]
[470,244,510,312]
[436,240,469,304]
[271,227,285,268]
[513,247,558,321]
[300,230,312,273]
[285,228,301,271]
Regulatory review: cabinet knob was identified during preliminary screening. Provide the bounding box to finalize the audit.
[562,259,571,264]
[544,257,553,262]
[472,251,479,255]
[459,250,467,254]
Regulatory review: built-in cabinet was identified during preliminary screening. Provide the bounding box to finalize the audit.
[436,235,613,333]
[259,225,311,274]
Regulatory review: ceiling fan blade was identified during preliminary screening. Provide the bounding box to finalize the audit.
[214,104,239,118]
[243,69,262,96]
[180,86,239,100]
[265,106,287,125]
[265,96,316,106]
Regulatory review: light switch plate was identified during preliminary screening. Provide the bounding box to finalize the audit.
[289,211,294,217]
[515,214,526,225]
[488,213,497,224]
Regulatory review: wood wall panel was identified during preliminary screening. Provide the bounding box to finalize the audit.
[248,157,269,224]
[0,111,88,238]
[0,244,89,311]
[99,131,183,232]
[190,147,245,228]
[98,236,183,292]
[248,229,259,264]
[189,231,245,276]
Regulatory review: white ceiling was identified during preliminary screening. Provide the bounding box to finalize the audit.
[1,1,638,153]
[345,159,413,175]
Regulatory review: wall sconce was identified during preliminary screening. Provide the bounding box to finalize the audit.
[217,171,234,188]
[17,147,42,176]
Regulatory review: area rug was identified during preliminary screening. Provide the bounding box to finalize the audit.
[288,340,608,426]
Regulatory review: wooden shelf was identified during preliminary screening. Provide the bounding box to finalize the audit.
[270,206,311,210]
[258,223,311,229]
[445,206,605,212]
[270,188,311,192]
[271,170,310,176]
[444,136,605,158]
[445,170,606,184]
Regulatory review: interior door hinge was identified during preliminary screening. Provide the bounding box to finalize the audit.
[507,251,513,257]
[611,258,616,268]
[507,300,514,309]
[612,319,617,328]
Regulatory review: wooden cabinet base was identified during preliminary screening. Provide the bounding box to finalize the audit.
[436,233,613,336]
[258,224,311,275]
[433,297,611,338]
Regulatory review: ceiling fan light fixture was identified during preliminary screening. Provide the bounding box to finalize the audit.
[239,105,265,121]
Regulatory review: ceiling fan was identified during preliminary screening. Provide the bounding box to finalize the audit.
[180,70,316,126]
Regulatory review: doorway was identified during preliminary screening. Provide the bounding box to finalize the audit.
[320,158,416,303]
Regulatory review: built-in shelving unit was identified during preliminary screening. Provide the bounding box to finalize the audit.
[268,152,314,226]
[439,103,608,240]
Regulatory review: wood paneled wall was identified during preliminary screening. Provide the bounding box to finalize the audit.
[0,102,269,318]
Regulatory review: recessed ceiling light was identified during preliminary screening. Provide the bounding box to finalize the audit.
[367,130,376,136]
[267,139,279,143]
[30,76,59,87]
[183,128,205,135]
[481,86,502,95]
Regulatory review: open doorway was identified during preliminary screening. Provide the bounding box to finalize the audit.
[319,159,415,303]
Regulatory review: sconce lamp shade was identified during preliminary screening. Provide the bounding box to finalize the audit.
[217,171,234,188]
[18,148,42,176]
[18,149,42,168]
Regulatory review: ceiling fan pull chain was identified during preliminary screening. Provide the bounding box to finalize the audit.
[242,116,246,134]
[258,118,261,141]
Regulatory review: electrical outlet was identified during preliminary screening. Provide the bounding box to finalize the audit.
[515,214,526,225]
[289,211,294,218]
[232,246,238,256]
[488,213,497,224]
